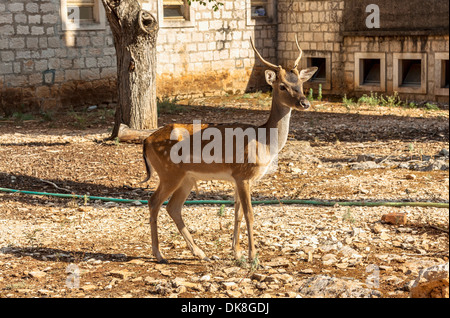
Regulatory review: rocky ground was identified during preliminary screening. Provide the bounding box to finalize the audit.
[0,94,448,298]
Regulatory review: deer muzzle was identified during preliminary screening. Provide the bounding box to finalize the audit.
[297,98,311,110]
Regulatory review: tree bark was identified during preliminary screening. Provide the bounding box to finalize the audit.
[101,0,159,139]
[117,123,157,143]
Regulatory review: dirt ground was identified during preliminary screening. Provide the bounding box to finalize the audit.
[0,94,448,299]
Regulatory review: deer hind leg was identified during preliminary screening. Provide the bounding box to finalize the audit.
[166,178,209,261]
[148,178,182,263]
[235,179,257,262]
[232,191,244,260]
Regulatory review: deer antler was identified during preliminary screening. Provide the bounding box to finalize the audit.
[250,37,282,71]
[293,34,303,70]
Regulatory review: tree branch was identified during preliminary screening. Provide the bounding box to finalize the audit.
[39,179,72,193]
[117,124,157,143]
[101,0,121,37]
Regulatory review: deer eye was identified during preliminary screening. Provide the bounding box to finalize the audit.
[279,84,287,91]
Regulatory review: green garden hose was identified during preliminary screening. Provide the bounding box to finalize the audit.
[0,187,448,208]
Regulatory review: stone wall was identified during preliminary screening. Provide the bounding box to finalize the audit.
[0,0,277,115]
[152,0,277,98]
[277,0,449,103]
[0,0,118,114]
[343,0,449,35]
[277,0,345,93]
[340,34,449,103]
[1,0,448,115]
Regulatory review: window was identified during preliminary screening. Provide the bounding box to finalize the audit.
[308,58,327,83]
[393,53,427,94]
[61,0,106,31]
[361,59,381,85]
[399,59,422,87]
[442,60,449,88]
[355,53,386,92]
[435,53,449,96]
[158,0,194,28]
[67,0,95,23]
[163,0,187,20]
[300,52,332,91]
[247,0,275,25]
[251,1,269,18]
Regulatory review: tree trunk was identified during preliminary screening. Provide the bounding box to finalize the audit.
[101,0,159,139]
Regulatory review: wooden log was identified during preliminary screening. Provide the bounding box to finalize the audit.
[117,123,158,143]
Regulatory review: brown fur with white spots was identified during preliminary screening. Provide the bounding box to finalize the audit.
[142,36,318,263]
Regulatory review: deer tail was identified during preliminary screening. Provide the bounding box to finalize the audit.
[141,142,153,184]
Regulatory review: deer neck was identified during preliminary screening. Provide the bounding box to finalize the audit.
[261,96,292,152]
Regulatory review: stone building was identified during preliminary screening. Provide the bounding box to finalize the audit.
[0,0,448,115]
[279,0,449,104]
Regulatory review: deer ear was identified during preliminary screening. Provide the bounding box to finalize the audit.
[299,67,318,82]
[265,70,277,86]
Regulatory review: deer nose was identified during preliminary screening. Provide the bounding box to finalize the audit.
[298,98,310,109]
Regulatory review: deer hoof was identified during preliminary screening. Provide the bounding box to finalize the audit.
[157,258,168,264]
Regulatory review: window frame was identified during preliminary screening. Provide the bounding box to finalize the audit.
[300,51,332,91]
[251,1,269,19]
[434,52,449,97]
[354,52,386,92]
[247,0,276,26]
[158,0,195,29]
[61,0,106,31]
[393,53,427,94]
[163,0,185,20]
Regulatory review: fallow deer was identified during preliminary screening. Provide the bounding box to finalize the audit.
[142,36,318,263]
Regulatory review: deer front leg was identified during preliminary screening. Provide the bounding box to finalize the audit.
[235,179,257,262]
[232,191,244,260]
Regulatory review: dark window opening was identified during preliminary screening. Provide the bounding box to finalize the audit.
[442,60,449,89]
[361,59,381,85]
[400,59,422,87]
[251,1,269,18]
[307,58,326,82]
